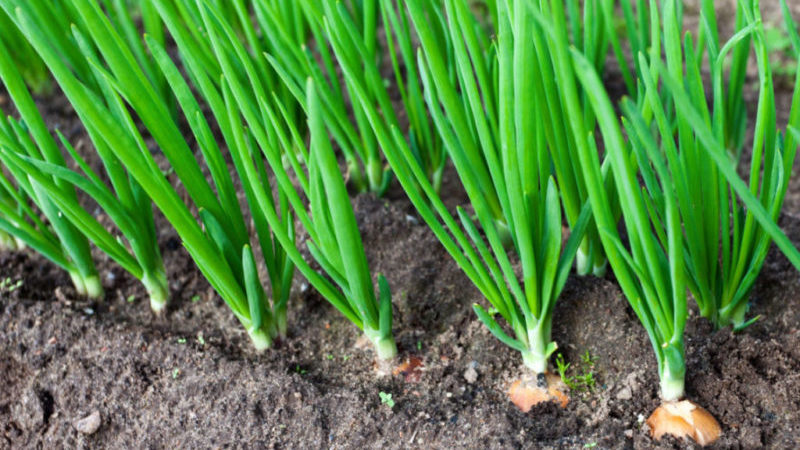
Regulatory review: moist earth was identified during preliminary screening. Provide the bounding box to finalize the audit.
[3,178,800,449]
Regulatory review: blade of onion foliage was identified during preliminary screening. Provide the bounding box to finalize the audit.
[187,0,396,359]
[0,142,64,257]
[7,0,294,350]
[0,7,50,95]
[0,18,171,311]
[0,180,27,251]
[0,32,103,299]
[629,0,800,330]
[99,0,176,118]
[779,0,800,190]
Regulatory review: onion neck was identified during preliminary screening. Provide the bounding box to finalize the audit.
[143,269,169,314]
[247,326,273,352]
[660,358,686,402]
[365,326,397,360]
[522,327,555,374]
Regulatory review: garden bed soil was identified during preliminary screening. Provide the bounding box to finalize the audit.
[3,3,800,449]
[3,188,800,449]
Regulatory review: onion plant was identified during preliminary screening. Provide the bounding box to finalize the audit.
[9,0,398,357]
[0,24,170,312]
[631,0,800,330]
[406,0,614,276]
[330,0,605,373]
[0,36,103,299]
[185,0,397,359]
[5,0,294,348]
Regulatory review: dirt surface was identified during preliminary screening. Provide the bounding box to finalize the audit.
[4,186,800,449]
[3,4,800,450]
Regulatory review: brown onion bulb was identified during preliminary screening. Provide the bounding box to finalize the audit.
[646,400,721,446]
[508,372,569,412]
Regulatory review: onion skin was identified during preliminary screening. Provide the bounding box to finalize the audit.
[646,400,721,446]
[508,372,569,412]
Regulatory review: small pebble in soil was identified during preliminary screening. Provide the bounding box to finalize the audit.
[624,429,633,439]
[463,364,478,384]
[74,410,101,435]
[616,386,632,400]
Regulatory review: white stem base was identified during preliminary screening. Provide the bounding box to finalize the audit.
[592,261,607,277]
[248,327,273,352]
[0,231,20,251]
[365,327,397,360]
[659,373,685,402]
[83,275,104,299]
[143,271,169,314]
[576,248,591,276]
[521,349,548,374]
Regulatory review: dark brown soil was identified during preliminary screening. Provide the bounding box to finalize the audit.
[3,3,800,449]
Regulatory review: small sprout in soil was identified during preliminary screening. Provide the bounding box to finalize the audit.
[379,392,395,408]
[584,443,597,449]
[294,365,307,375]
[326,354,334,361]
[0,277,22,292]
[416,341,422,351]
[196,333,205,346]
[191,295,201,303]
[581,350,597,365]
[555,354,571,385]
[177,338,186,344]
[172,368,180,379]
[556,352,598,393]
[342,355,351,362]
[126,295,135,303]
